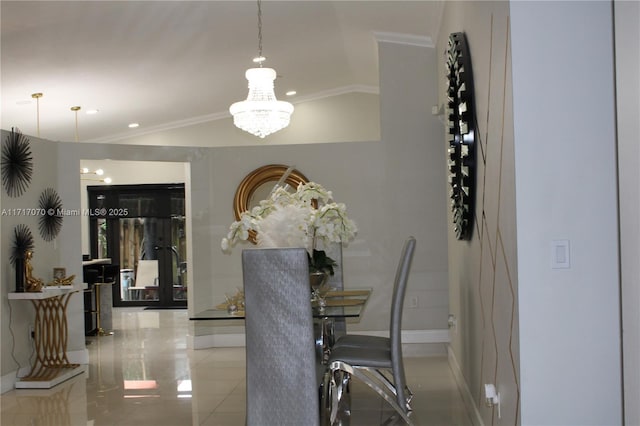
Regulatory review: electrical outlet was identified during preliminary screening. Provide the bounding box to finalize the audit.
[448,314,458,334]
[408,295,419,309]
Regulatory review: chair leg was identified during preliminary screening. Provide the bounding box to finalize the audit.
[329,370,340,424]
[329,361,414,426]
[405,385,414,406]
[320,370,333,426]
[327,369,353,425]
[370,369,413,411]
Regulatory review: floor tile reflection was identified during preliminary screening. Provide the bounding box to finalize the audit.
[1,308,472,425]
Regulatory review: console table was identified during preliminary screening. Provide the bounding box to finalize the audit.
[8,288,85,389]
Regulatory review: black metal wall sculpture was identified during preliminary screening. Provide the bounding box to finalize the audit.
[38,188,64,241]
[1,128,34,198]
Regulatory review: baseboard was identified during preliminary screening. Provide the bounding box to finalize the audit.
[67,348,90,365]
[189,329,449,350]
[353,329,450,344]
[1,366,30,394]
[448,345,484,426]
[189,332,246,349]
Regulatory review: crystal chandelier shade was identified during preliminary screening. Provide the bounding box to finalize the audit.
[229,0,293,138]
[229,68,294,138]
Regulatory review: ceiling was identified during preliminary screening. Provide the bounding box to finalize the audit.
[1,1,443,143]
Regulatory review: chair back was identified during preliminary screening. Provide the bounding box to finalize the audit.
[135,260,158,287]
[242,248,320,426]
[389,237,416,409]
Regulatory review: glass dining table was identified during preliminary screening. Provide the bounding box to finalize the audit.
[189,288,371,362]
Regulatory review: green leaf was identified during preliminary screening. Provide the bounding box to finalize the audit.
[308,249,337,275]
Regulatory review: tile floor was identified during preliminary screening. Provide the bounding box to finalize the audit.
[1,308,472,426]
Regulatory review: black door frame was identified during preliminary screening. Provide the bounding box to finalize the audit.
[87,183,186,308]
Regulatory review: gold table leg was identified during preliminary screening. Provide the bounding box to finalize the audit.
[23,293,80,382]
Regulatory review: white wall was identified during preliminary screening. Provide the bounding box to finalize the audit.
[511,1,621,424]
[615,0,640,424]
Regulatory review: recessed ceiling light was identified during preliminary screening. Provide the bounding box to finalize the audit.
[285,90,297,96]
[128,123,139,128]
[86,109,99,115]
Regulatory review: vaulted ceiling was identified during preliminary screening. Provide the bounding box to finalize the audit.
[1,1,443,143]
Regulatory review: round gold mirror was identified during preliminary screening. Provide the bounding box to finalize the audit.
[233,164,310,244]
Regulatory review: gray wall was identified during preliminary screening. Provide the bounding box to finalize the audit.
[437,2,520,424]
[378,39,449,334]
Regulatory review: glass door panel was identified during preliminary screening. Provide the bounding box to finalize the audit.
[118,217,161,303]
[170,216,187,302]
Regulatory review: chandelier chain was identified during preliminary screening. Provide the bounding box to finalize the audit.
[257,0,263,66]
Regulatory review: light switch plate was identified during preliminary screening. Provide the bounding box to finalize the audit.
[551,239,570,269]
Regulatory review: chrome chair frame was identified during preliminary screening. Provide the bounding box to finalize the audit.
[327,237,417,425]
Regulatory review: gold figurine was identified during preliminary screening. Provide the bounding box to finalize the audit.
[48,275,75,286]
[24,251,45,292]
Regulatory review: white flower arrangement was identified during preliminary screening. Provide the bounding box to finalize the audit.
[221,182,358,260]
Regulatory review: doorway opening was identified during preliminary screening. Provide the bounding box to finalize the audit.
[88,183,187,308]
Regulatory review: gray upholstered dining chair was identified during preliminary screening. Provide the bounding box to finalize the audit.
[327,236,417,425]
[242,247,320,426]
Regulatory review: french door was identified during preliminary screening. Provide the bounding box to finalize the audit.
[88,184,187,308]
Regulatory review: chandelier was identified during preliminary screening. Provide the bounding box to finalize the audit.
[229,0,293,138]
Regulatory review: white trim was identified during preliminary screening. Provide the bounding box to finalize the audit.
[188,333,246,350]
[1,366,29,394]
[354,329,450,344]
[86,85,380,144]
[448,345,484,426]
[67,348,90,365]
[373,31,434,48]
[291,85,379,104]
[189,329,448,350]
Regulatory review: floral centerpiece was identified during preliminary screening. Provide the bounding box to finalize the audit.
[221,182,357,274]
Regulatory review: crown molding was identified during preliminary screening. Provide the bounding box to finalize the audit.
[373,31,434,48]
[87,85,380,143]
